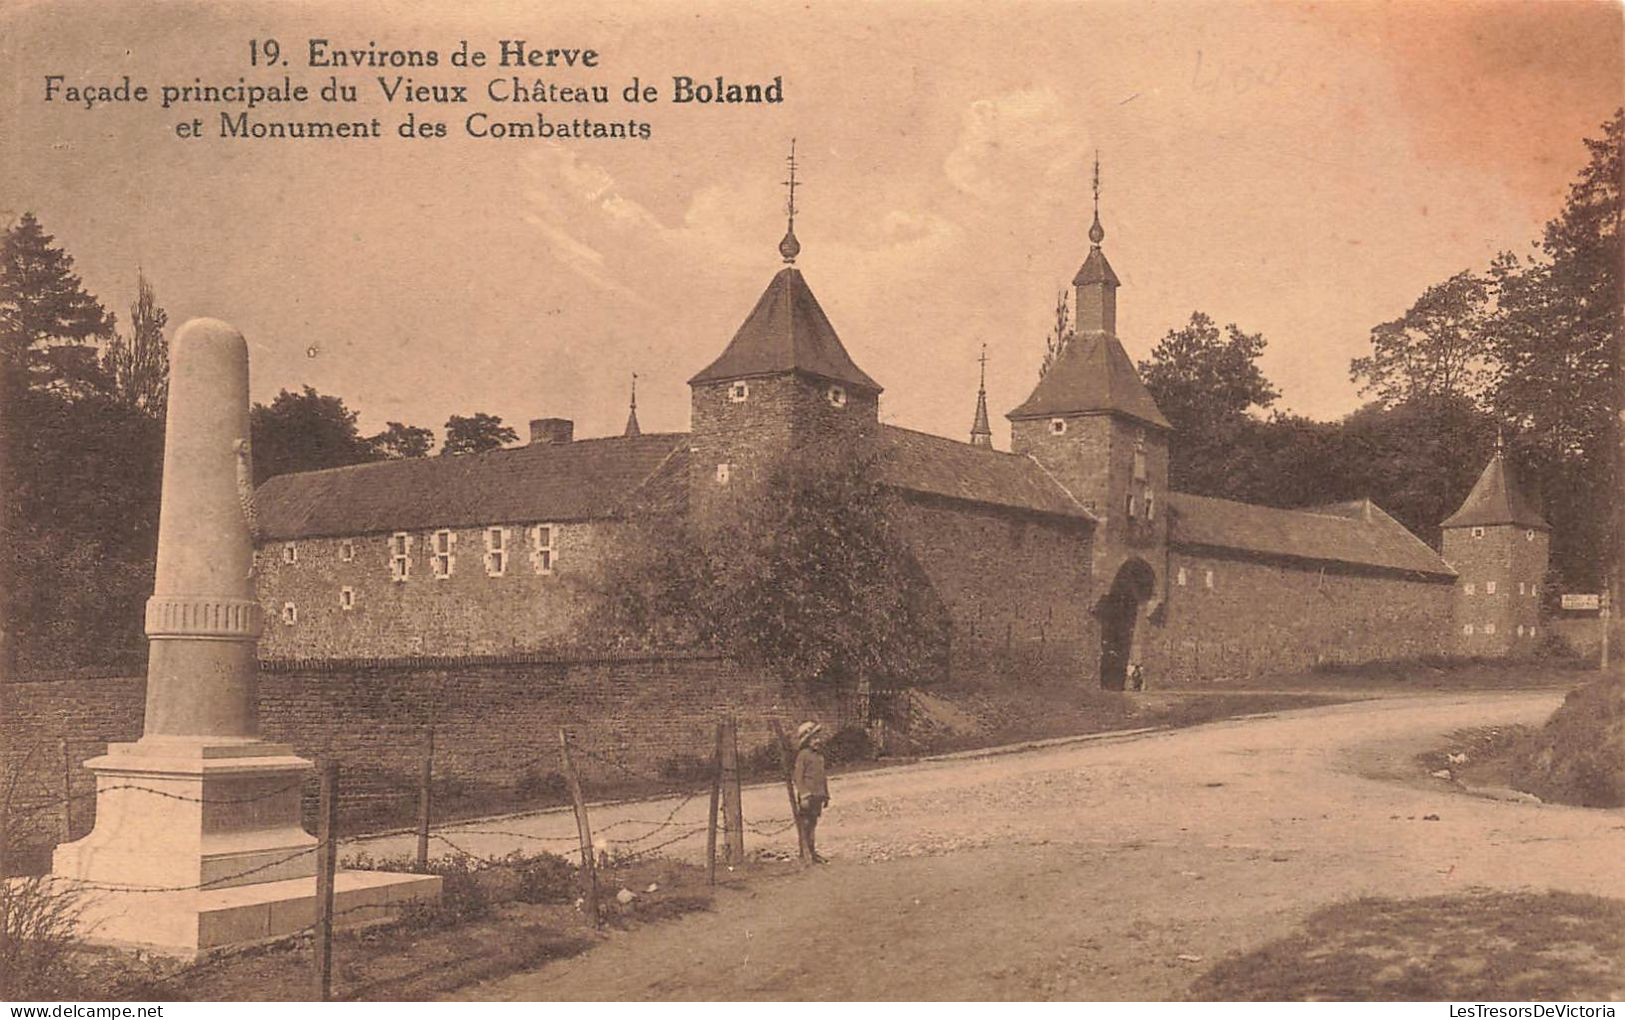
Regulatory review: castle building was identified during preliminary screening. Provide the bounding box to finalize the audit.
[253,171,1547,688]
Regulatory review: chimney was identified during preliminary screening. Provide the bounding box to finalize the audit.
[529,418,574,445]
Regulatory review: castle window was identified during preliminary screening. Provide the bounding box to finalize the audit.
[1471,527,1485,539]
[529,524,555,574]
[1125,493,1136,519]
[1133,447,1147,482]
[1484,622,1496,635]
[1463,623,1474,635]
[390,532,412,582]
[1530,626,1537,637]
[431,529,455,579]
[1517,624,1525,637]
[282,542,298,564]
[1145,490,1155,521]
[1464,583,1475,596]
[281,602,297,625]
[484,526,510,577]
[1518,582,1525,595]
[827,385,847,408]
[729,381,749,403]
[1177,567,1188,587]
[716,463,731,484]
[1485,581,1497,595]
[1204,569,1214,590]
[1049,418,1067,435]
[339,540,355,563]
[339,587,355,611]
[1526,529,1536,541]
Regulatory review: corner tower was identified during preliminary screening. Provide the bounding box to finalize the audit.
[1441,437,1550,656]
[687,141,882,513]
[1008,164,1171,579]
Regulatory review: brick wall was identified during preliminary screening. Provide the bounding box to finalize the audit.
[1145,550,1455,682]
[255,520,618,660]
[894,495,1096,684]
[2,655,842,857]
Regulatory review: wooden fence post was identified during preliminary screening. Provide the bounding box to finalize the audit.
[60,737,73,843]
[767,719,811,867]
[721,716,744,863]
[558,728,601,927]
[415,726,434,872]
[706,721,723,886]
[313,759,339,1002]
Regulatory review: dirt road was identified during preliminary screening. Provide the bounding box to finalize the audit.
[436,691,1622,1000]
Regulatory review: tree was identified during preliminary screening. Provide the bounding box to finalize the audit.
[1139,311,1279,497]
[0,212,114,397]
[369,421,435,458]
[587,441,949,693]
[1351,270,1493,408]
[1488,109,1621,589]
[101,269,169,417]
[249,386,380,484]
[1039,290,1071,378]
[442,413,518,456]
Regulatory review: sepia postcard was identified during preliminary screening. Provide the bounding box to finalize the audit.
[1,0,1621,1006]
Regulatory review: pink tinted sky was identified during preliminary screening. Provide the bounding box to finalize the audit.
[2,0,1619,448]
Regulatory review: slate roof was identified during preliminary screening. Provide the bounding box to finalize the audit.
[255,433,688,540]
[877,426,1093,522]
[1006,330,1172,429]
[688,268,882,393]
[1168,492,1455,578]
[1072,246,1120,287]
[1440,453,1549,530]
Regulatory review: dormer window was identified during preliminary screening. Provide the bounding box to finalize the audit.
[1049,418,1067,436]
[1471,527,1485,539]
[728,381,750,403]
[826,384,847,408]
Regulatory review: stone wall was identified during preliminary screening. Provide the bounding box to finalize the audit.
[894,495,1096,685]
[2,655,842,856]
[255,520,619,660]
[1145,550,1456,682]
[1442,524,1549,656]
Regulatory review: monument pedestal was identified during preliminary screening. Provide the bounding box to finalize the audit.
[51,737,438,957]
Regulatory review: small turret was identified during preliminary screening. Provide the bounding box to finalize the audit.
[970,344,992,449]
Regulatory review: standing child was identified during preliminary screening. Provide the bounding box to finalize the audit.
[792,721,830,863]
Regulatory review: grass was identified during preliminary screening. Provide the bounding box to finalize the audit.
[1508,669,1625,808]
[1189,890,1625,1001]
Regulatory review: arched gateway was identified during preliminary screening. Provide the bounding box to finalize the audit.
[1097,558,1156,690]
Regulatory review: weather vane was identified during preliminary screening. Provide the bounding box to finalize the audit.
[779,138,802,264]
[1089,149,1105,246]
[978,342,988,389]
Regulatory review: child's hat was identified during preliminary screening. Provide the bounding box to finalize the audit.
[796,721,824,746]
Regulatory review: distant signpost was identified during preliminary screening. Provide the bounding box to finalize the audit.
[1561,594,1601,611]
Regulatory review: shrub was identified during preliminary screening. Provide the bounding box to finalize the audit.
[392,853,491,929]
[0,877,85,999]
[1509,670,1625,807]
[821,725,874,766]
[500,851,576,904]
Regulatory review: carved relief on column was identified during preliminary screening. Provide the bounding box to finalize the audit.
[144,595,264,639]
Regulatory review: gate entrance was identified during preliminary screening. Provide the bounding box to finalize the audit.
[1098,558,1155,690]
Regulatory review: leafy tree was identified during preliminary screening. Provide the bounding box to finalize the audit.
[1139,311,1279,497]
[588,441,949,693]
[1351,270,1493,408]
[249,386,380,484]
[1488,109,1621,589]
[1039,290,1071,379]
[369,421,435,458]
[442,413,518,456]
[101,269,169,417]
[0,212,114,397]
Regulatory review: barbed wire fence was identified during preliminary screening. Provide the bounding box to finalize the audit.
[0,711,812,1000]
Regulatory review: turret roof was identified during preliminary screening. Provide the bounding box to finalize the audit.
[688,267,882,393]
[1441,452,1549,530]
[1006,329,1171,429]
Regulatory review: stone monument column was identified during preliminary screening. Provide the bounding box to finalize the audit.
[49,319,436,956]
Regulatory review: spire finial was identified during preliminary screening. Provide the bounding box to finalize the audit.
[631,371,638,410]
[779,138,802,264]
[1088,150,1105,246]
[978,342,988,391]
[970,341,993,448]
[623,371,642,437]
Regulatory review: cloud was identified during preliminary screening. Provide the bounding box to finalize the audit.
[943,89,1091,200]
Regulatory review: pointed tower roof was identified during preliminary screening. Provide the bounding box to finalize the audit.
[1441,445,1549,530]
[623,373,641,437]
[1007,330,1171,429]
[970,343,992,448]
[688,267,882,392]
[1073,245,1120,288]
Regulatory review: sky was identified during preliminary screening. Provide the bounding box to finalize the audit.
[3,0,1620,450]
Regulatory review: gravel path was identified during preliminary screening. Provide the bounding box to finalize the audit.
[430,690,1622,1000]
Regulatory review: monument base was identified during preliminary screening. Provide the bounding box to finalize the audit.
[35,869,442,958]
[49,736,440,956]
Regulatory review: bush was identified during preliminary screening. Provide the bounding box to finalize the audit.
[1509,670,1625,807]
[0,877,85,999]
[500,851,576,904]
[821,725,874,766]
